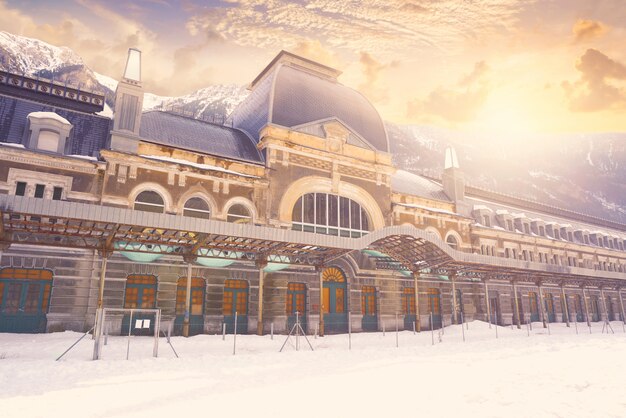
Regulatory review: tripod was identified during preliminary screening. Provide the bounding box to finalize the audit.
[280,311,314,352]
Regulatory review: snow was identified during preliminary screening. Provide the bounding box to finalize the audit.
[140,154,259,178]
[0,142,25,148]
[472,204,492,212]
[0,321,625,418]
[398,202,457,216]
[27,111,71,125]
[68,154,98,161]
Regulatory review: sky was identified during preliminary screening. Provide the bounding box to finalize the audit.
[1,0,625,135]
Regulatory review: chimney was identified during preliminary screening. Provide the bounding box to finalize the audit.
[109,48,144,153]
[442,146,465,202]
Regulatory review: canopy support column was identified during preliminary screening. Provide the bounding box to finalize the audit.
[318,265,325,337]
[256,260,267,336]
[182,262,193,337]
[451,274,458,325]
[600,287,609,323]
[561,285,570,327]
[619,288,626,325]
[484,280,491,328]
[413,271,421,332]
[512,281,521,329]
[582,286,591,327]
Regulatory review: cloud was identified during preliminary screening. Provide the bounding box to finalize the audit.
[357,52,398,103]
[291,39,341,69]
[572,19,608,43]
[562,48,626,112]
[407,61,490,123]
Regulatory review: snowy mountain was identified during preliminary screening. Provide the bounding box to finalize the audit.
[1,31,624,223]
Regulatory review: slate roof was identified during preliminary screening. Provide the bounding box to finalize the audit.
[391,170,451,202]
[0,93,110,156]
[139,110,263,163]
[231,63,389,153]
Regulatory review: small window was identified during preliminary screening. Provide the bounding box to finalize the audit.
[37,130,60,152]
[227,204,252,224]
[183,197,211,219]
[446,235,459,250]
[34,184,45,198]
[15,182,26,196]
[52,187,63,201]
[134,190,165,213]
[539,226,545,236]
[483,215,491,227]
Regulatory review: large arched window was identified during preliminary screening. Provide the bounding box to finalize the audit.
[134,190,165,213]
[446,234,459,250]
[291,193,370,237]
[183,197,211,219]
[227,204,252,224]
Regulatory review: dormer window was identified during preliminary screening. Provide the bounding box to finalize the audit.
[25,112,72,154]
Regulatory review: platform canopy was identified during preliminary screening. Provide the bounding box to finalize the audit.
[1,195,624,287]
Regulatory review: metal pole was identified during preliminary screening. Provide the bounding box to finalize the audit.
[574,319,578,334]
[484,281,491,328]
[600,288,609,324]
[561,286,570,327]
[412,321,416,335]
[233,311,238,355]
[296,311,300,351]
[126,309,133,360]
[618,289,626,327]
[348,311,352,350]
[395,312,398,348]
[318,266,324,337]
[153,309,160,358]
[461,312,465,342]
[270,323,274,340]
[513,281,521,329]
[257,264,265,335]
[413,271,420,332]
[526,317,530,336]
[57,325,95,361]
[183,262,192,337]
[451,276,458,325]
[222,323,226,340]
[97,255,108,309]
[383,322,385,336]
[494,312,498,339]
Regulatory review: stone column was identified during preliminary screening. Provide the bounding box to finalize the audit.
[451,274,458,325]
[413,271,421,332]
[582,286,591,327]
[512,281,521,329]
[256,260,267,336]
[538,283,547,328]
[318,265,325,337]
[182,261,193,337]
[484,280,491,327]
[561,285,570,327]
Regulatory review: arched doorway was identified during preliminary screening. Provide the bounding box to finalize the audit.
[572,294,584,322]
[223,279,248,333]
[122,274,158,335]
[174,277,206,336]
[529,292,540,322]
[322,267,348,333]
[361,286,377,331]
[590,296,600,322]
[0,268,52,333]
[544,293,555,323]
[402,287,416,330]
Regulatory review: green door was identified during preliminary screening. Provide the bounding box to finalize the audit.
[490,294,500,325]
[0,268,52,333]
[322,267,348,334]
[223,279,248,334]
[590,296,600,322]
[427,288,442,329]
[572,295,584,322]
[121,275,158,336]
[361,286,377,331]
[287,282,307,333]
[605,297,615,321]
[175,277,206,336]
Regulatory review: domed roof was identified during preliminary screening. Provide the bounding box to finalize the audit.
[230,52,389,153]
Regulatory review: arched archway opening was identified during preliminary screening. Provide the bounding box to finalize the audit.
[322,267,348,334]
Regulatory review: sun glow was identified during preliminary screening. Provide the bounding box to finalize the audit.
[472,97,539,138]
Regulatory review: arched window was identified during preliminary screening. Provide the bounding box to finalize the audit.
[183,197,211,219]
[446,235,459,250]
[227,204,252,224]
[291,193,370,237]
[134,191,165,213]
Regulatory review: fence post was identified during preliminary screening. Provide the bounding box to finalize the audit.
[233,311,238,355]
[430,312,434,345]
[126,309,133,360]
[413,321,416,335]
[271,323,274,340]
[395,313,399,348]
[222,323,226,340]
[461,312,465,342]
[348,312,352,350]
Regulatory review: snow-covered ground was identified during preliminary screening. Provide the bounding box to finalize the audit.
[1,321,625,418]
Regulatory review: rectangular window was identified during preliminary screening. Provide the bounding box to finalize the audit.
[315,193,327,226]
[339,197,350,228]
[52,187,63,200]
[303,193,315,224]
[34,184,45,198]
[15,181,26,196]
[328,195,338,227]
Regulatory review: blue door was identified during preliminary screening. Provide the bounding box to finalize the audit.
[223,279,248,334]
[402,287,416,329]
[121,275,157,336]
[175,277,205,336]
[572,295,584,322]
[287,282,307,333]
[322,267,348,334]
[361,286,377,331]
[590,296,600,322]
[0,268,52,333]
[427,288,442,329]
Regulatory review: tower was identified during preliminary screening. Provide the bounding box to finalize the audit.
[442,146,465,202]
[109,48,144,153]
